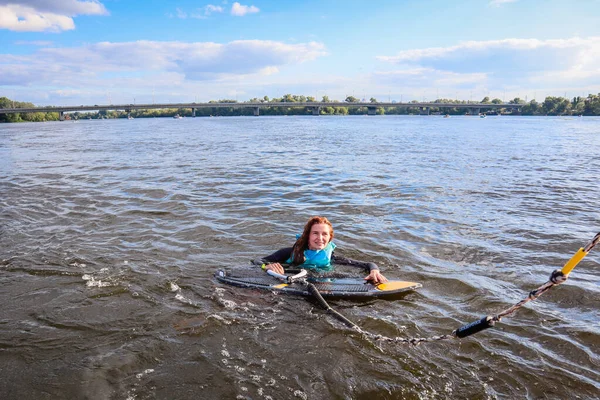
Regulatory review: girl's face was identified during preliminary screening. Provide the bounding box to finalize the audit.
[308,223,331,251]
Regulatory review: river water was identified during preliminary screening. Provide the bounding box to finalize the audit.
[0,115,599,399]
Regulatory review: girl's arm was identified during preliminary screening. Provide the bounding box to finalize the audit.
[332,254,388,283]
[331,254,379,271]
[253,247,293,275]
[261,247,293,263]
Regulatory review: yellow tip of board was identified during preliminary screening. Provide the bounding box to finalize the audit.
[376,281,420,291]
[273,283,288,289]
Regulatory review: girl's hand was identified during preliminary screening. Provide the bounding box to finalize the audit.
[264,263,285,274]
[365,269,388,284]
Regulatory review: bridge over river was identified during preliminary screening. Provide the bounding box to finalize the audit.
[0,101,519,120]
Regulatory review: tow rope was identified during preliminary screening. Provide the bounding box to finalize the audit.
[453,231,600,340]
[269,232,600,345]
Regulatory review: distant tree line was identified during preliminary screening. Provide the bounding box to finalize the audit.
[2,93,600,122]
[0,97,62,122]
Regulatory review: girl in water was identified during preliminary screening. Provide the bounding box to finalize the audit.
[259,216,388,284]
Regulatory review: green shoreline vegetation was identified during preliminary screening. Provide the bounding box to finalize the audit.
[1,93,600,123]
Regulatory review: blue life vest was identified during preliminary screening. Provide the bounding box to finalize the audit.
[286,239,336,270]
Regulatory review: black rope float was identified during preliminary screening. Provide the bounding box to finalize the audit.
[303,232,600,345]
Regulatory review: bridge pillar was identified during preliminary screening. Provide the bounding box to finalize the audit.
[312,106,321,116]
[419,107,430,115]
[426,107,430,115]
[192,108,196,117]
[59,111,65,121]
[253,107,260,116]
[367,107,377,115]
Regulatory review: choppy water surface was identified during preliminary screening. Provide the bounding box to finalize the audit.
[1,115,599,399]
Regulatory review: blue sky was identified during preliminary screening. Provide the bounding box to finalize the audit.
[1,0,600,105]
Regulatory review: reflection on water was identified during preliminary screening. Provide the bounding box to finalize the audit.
[1,116,599,399]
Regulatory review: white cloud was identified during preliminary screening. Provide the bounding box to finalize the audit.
[377,38,572,64]
[231,2,259,16]
[0,39,332,105]
[190,4,224,19]
[0,0,108,15]
[0,0,108,32]
[0,40,327,87]
[379,37,600,64]
[489,0,518,7]
[377,37,600,87]
[374,68,488,88]
[205,4,224,15]
[0,4,75,31]
[14,40,54,46]
[258,66,279,75]
[53,89,84,97]
[176,7,187,19]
